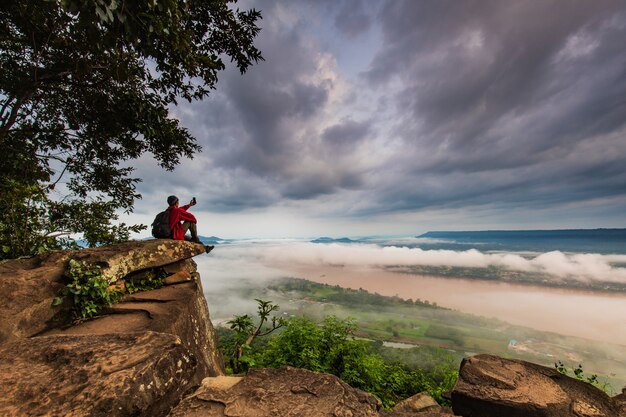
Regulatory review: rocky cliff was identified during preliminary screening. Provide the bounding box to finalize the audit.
[0,241,623,417]
[0,240,223,416]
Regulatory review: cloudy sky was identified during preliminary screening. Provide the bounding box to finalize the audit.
[125,0,626,238]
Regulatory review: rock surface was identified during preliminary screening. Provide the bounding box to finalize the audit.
[0,250,69,343]
[169,366,382,417]
[0,332,196,417]
[71,239,206,284]
[452,354,620,417]
[0,240,205,342]
[613,388,626,415]
[393,391,441,413]
[0,240,223,416]
[43,258,224,381]
[383,410,454,417]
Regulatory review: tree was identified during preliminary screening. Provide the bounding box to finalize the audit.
[249,315,458,408]
[252,315,421,408]
[0,0,263,258]
[226,299,286,373]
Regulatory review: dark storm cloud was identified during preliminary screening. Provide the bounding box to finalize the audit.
[360,148,626,217]
[323,119,371,149]
[357,0,626,215]
[282,168,364,200]
[371,0,624,143]
[132,0,626,223]
[211,28,331,176]
[132,0,375,211]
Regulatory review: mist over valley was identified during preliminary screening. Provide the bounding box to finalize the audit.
[196,230,626,390]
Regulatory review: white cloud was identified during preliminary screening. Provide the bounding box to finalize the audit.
[215,241,626,283]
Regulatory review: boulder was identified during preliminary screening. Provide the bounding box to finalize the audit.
[43,259,225,381]
[0,332,196,417]
[384,391,453,416]
[0,240,206,342]
[0,251,70,343]
[164,270,194,285]
[382,410,454,417]
[613,388,626,415]
[163,258,198,275]
[393,391,441,413]
[0,240,224,415]
[169,367,382,417]
[71,240,206,283]
[452,354,620,417]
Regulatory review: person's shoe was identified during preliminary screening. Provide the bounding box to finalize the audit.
[205,245,215,254]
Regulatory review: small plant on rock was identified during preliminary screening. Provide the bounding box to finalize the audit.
[54,259,123,321]
[555,361,613,394]
[125,269,166,294]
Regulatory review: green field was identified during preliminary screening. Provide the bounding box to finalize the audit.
[224,277,626,392]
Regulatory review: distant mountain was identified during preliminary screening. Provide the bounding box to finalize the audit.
[418,228,626,239]
[311,237,357,244]
[416,229,626,254]
[197,235,227,244]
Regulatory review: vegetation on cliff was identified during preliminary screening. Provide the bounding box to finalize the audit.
[54,258,167,321]
[0,0,263,258]
[555,361,614,394]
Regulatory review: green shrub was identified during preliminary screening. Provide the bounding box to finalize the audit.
[241,314,457,408]
[555,361,614,394]
[54,260,167,322]
[55,259,123,320]
[125,269,166,294]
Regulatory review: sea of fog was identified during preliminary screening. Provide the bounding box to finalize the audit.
[196,232,626,346]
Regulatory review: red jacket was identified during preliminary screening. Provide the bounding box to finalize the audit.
[167,204,197,240]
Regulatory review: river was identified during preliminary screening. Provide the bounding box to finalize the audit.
[285,263,626,346]
[197,241,626,346]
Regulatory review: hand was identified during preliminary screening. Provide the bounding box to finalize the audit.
[190,198,196,206]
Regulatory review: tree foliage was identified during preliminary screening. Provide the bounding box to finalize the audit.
[0,0,263,258]
[225,299,286,373]
[219,312,459,408]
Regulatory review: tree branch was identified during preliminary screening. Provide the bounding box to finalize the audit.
[0,96,16,126]
[48,160,71,189]
[257,323,284,337]
[0,93,32,138]
[44,231,73,238]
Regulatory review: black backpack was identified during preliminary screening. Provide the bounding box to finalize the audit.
[151,209,172,238]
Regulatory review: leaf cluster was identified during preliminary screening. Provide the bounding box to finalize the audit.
[0,181,61,259]
[226,299,286,373]
[219,310,459,408]
[54,259,123,320]
[555,360,613,394]
[54,259,167,322]
[0,0,262,257]
[125,268,166,294]
[0,180,147,260]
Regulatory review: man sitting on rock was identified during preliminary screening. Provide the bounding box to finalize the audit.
[166,195,214,253]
